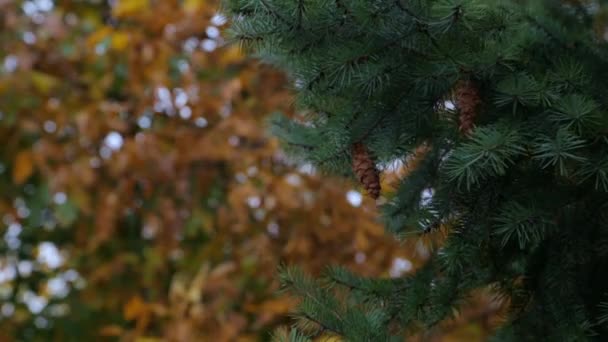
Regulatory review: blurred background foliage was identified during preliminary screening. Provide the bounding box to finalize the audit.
[0,0,499,341]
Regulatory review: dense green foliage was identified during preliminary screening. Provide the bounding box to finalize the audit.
[225,0,608,340]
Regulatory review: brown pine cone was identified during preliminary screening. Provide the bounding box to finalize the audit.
[352,142,381,199]
[455,79,481,135]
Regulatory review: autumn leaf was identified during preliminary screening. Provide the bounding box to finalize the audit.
[135,338,162,342]
[183,0,205,14]
[124,296,147,321]
[99,325,124,337]
[112,0,149,17]
[12,150,34,184]
[245,297,296,315]
[221,45,243,65]
[30,71,59,94]
[86,27,112,48]
[187,263,209,303]
[111,31,131,51]
[316,334,343,342]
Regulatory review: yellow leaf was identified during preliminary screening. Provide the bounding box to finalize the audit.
[183,0,204,13]
[221,45,243,65]
[246,297,295,314]
[135,338,162,342]
[111,31,131,51]
[12,150,34,185]
[0,79,9,93]
[200,210,214,233]
[187,263,209,302]
[30,71,59,94]
[112,0,149,17]
[315,334,343,342]
[99,325,124,337]
[442,322,483,342]
[86,27,112,48]
[124,296,146,321]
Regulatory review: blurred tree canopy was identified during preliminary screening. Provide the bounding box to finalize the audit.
[0,0,412,340]
[0,0,500,341]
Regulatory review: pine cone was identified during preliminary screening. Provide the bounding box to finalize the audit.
[352,142,381,199]
[455,80,481,134]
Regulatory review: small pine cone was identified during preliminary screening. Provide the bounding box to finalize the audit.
[455,80,481,134]
[352,142,381,199]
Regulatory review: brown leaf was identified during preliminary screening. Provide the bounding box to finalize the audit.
[12,150,34,185]
[124,296,147,321]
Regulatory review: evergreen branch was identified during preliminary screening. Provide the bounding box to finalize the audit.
[317,110,392,165]
[524,12,608,67]
[429,304,502,337]
[392,0,461,67]
[373,30,432,60]
[302,313,343,337]
[269,118,317,151]
[425,31,461,67]
[568,0,593,23]
[313,75,423,166]
[296,0,305,29]
[286,0,355,55]
[281,270,346,329]
[329,273,407,302]
[226,2,608,338]
[259,0,293,27]
[393,0,424,23]
[288,1,412,56]
[524,15,572,51]
[306,71,325,91]
[286,142,315,151]
[304,38,428,92]
[334,0,351,18]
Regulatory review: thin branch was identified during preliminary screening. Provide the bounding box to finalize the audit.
[296,0,305,29]
[393,0,424,23]
[302,313,343,337]
[317,111,392,165]
[259,0,293,28]
[392,0,462,67]
[286,141,316,151]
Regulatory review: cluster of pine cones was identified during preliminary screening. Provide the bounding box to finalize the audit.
[350,79,480,199]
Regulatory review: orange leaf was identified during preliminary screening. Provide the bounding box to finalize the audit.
[112,0,149,18]
[124,295,147,321]
[99,324,124,337]
[183,0,205,14]
[315,334,343,342]
[221,45,243,65]
[245,297,295,315]
[111,31,131,51]
[12,150,34,185]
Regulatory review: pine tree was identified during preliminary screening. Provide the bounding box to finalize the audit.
[224,0,608,340]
